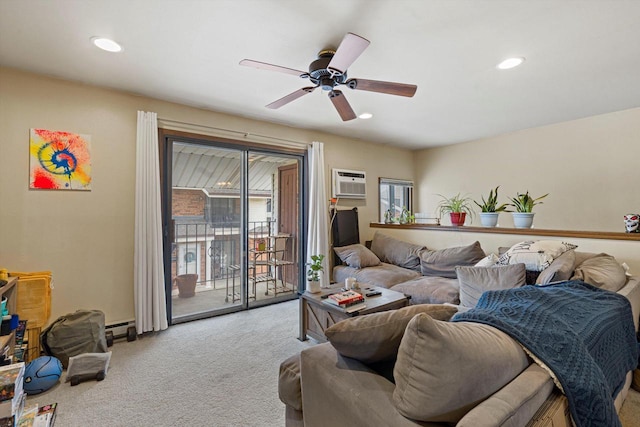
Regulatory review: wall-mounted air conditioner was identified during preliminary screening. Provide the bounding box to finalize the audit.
[332,168,366,199]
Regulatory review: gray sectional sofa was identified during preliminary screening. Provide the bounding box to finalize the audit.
[279,233,640,426]
[333,232,487,305]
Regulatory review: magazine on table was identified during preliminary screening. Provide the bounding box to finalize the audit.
[324,290,364,307]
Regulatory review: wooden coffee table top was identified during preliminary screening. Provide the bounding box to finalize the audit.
[302,284,409,316]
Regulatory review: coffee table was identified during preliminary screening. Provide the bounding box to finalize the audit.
[298,284,410,342]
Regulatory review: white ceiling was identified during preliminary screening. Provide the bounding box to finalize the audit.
[1,0,639,149]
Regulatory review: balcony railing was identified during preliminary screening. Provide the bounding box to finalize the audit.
[171,219,276,288]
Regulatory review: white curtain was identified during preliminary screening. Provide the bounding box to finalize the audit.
[134,111,168,333]
[306,141,330,288]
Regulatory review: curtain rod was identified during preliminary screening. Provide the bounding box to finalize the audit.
[157,117,310,149]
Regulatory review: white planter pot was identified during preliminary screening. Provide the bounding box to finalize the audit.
[479,212,499,227]
[512,212,535,229]
[307,280,321,294]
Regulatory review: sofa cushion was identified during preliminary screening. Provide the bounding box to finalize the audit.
[393,314,530,422]
[333,244,381,268]
[536,250,577,285]
[370,232,425,271]
[419,241,486,278]
[497,240,578,272]
[457,264,526,308]
[278,353,302,411]
[325,304,458,364]
[333,263,420,289]
[390,276,460,305]
[474,253,499,267]
[571,253,627,292]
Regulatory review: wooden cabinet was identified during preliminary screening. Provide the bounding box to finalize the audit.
[302,298,350,342]
[0,277,18,360]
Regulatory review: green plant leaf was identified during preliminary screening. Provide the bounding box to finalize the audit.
[509,191,549,212]
[473,186,509,213]
[437,193,475,220]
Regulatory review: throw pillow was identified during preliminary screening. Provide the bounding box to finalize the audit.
[419,241,486,278]
[571,253,627,292]
[393,314,529,422]
[390,276,460,305]
[333,244,381,269]
[474,253,499,267]
[456,264,526,308]
[370,232,425,271]
[535,250,577,285]
[497,240,578,271]
[324,304,458,364]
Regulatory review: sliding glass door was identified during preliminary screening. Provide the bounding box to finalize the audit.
[163,133,304,323]
[247,154,300,308]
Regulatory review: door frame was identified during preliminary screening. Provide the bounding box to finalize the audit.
[277,163,299,287]
[158,129,307,325]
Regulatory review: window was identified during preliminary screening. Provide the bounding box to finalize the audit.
[379,178,413,222]
[205,197,240,225]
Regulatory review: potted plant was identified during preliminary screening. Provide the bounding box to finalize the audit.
[384,209,393,224]
[306,254,325,293]
[399,206,414,224]
[509,191,549,228]
[437,193,474,226]
[173,273,198,298]
[474,186,509,227]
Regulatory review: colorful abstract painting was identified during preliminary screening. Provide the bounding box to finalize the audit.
[29,128,92,190]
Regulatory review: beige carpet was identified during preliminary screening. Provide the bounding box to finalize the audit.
[24,300,640,426]
[26,300,312,426]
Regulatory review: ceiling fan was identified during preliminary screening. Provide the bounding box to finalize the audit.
[240,33,418,121]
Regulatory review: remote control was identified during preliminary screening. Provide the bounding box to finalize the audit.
[365,291,382,297]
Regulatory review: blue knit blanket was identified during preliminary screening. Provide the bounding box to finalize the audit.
[452,280,638,427]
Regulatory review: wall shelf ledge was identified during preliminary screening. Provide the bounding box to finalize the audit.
[370,223,640,241]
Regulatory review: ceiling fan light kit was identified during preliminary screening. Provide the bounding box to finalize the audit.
[240,32,418,121]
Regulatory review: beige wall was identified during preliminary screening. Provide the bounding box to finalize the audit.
[410,107,640,272]
[2,66,636,324]
[0,67,413,324]
[415,108,640,231]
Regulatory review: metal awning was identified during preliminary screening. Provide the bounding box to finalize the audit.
[172,143,296,197]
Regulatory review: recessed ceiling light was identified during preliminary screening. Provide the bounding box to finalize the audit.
[91,37,123,53]
[358,112,373,119]
[497,57,525,70]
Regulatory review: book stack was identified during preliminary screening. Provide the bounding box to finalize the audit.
[15,402,57,427]
[323,290,366,313]
[0,362,26,427]
[34,403,57,427]
[13,321,28,364]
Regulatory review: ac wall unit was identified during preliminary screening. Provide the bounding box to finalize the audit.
[332,168,366,199]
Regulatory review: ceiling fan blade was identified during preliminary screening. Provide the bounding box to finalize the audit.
[346,78,417,97]
[328,90,357,121]
[327,33,370,76]
[266,86,316,109]
[239,59,307,77]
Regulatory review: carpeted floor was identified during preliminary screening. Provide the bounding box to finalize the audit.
[620,387,640,427]
[27,300,312,426]
[25,299,640,426]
